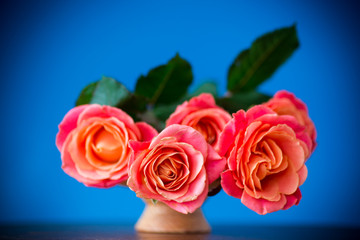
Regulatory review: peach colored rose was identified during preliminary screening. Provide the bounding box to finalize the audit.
[128,124,225,214]
[56,104,157,188]
[219,105,311,214]
[263,90,316,155]
[166,93,232,150]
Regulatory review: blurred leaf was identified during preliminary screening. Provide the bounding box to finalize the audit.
[75,82,97,106]
[153,103,178,122]
[153,82,218,123]
[227,24,299,92]
[90,77,131,106]
[138,109,165,132]
[119,94,147,121]
[75,76,131,107]
[190,82,217,97]
[135,54,193,105]
[217,91,271,113]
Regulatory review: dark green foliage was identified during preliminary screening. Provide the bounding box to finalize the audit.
[190,82,217,97]
[135,54,193,105]
[227,25,299,93]
[76,76,131,107]
[75,82,97,106]
[74,25,299,135]
[217,91,271,113]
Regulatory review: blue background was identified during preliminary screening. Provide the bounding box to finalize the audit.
[1,0,360,227]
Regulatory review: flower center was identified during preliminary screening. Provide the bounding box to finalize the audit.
[92,127,123,162]
[194,120,217,145]
[158,159,179,184]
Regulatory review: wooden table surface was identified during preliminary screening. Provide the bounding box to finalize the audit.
[1,224,359,240]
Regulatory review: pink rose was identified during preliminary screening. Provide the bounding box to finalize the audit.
[128,124,225,214]
[219,105,311,214]
[56,104,157,188]
[263,90,316,155]
[166,93,232,150]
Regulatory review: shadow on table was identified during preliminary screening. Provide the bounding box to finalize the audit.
[0,224,359,240]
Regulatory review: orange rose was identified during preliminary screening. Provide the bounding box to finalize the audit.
[219,105,311,214]
[263,90,316,155]
[128,124,225,213]
[56,104,157,188]
[166,93,231,150]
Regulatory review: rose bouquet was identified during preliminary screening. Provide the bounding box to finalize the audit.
[56,25,316,230]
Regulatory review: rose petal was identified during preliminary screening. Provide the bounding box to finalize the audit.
[246,105,276,123]
[135,122,158,141]
[188,93,217,108]
[176,143,204,183]
[283,188,302,210]
[56,104,88,151]
[217,117,237,157]
[151,125,208,158]
[164,176,209,214]
[172,168,207,203]
[221,170,243,199]
[241,191,287,215]
[128,140,151,166]
[263,91,317,155]
[205,144,226,184]
[78,104,133,126]
[297,165,308,186]
[128,123,221,214]
[166,105,193,126]
[267,126,305,171]
[167,93,231,150]
[62,132,124,188]
[61,133,97,185]
[274,90,308,112]
[128,153,165,201]
[260,161,299,199]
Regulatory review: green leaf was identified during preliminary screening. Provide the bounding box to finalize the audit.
[190,82,217,97]
[153,103,178,122]
[75,82,97,106]
[90,76,131,106]
[135,54,193,105]
[227,24,299,93]
[151,199,158,205]
[216,91,271,114]
[153,82,217,123]
[119,95,147,121]
[75,76,131,107]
